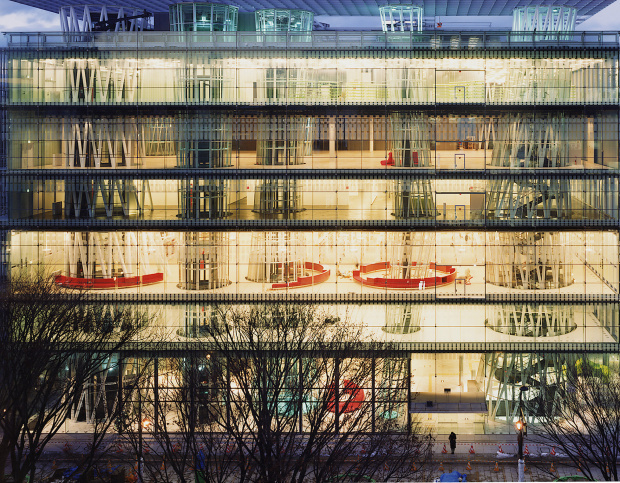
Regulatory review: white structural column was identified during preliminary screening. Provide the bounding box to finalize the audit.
[329,117,336,157]
[487,114,572,220]
[486,232,573,290]
[64,231,164,280]
[179,232,230,290]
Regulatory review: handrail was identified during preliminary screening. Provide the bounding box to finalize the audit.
[3,30,620,49]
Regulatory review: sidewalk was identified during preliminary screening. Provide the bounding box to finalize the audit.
[37,433,606,482]
[426,453,600,482]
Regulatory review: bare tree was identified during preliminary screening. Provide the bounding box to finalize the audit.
[0,271,154,483]
[528,355,620,481]
[124,304,433,483]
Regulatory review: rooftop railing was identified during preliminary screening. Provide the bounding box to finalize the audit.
[4,30,620,49]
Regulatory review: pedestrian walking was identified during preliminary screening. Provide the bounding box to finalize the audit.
[449,431,457,454]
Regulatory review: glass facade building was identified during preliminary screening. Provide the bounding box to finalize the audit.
[1,13,619,435]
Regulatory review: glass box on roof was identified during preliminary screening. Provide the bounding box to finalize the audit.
[169,2,239,31]
[255,9,314,32]
[380,5,423,32]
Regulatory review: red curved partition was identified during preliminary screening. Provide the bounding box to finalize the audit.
[327,380,365,414]
[271,262,330,290]
[353,261,456,290]
[55,273,164,290]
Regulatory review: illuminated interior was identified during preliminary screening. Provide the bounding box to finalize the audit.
[2,11,619,436]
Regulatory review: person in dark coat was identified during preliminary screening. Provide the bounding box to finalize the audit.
[449,432,457,454]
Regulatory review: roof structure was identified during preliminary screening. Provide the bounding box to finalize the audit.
[9,0,616,22]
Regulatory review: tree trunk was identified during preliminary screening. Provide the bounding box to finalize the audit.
[0,435,11,483]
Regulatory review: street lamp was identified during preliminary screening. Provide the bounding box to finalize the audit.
[515,385,529,482]
[515,418,525,459]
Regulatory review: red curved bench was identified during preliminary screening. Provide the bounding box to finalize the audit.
[327,380,365,414]
[55,272,164,290]
[271,262,330,290]
[353,261,456,289]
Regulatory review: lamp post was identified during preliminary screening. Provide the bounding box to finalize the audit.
[515,385,529,482]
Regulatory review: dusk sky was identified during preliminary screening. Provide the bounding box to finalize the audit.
[0,0,619,32]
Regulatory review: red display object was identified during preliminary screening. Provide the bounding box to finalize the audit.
[380,151,395,166]
[271,261,330,290]
[55,272,164,289]
[327,379,365,414]
[352,261,456,289]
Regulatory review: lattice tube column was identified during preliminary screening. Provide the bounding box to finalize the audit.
[388,232,435,280]
[60,5,154,32]
[64,178,152,219]
[393,178,435,219]
[376,358,409,422]
[178,303,223,338]
[178,114,232,168]
[58,231,165,288]
[65,117,137,168]
[379,5,423,32]
[179,179,230,219]
[487,114,571,220]
[71,354,118,423]
[486,304,576,337]
[388,112,431,167]
[486,232,574,289]
[255,9,314,32]
[512,5,577,40]
[179,232,230,290]
[253,179,303,214]
[0,230,9,282]
[383,304,422,334]
[490,114,570,168]
[484,352,576,424]
[256,116,313,166]
[169,3,239,32]
[246,232,306,283]
[389,113,434,218]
